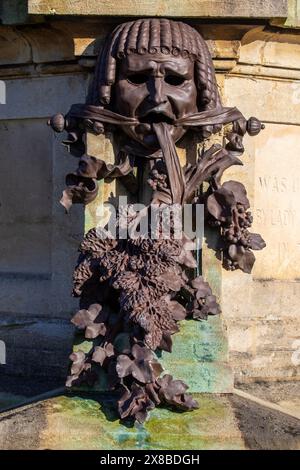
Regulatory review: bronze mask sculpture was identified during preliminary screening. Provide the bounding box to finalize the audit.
[49,18,266,423]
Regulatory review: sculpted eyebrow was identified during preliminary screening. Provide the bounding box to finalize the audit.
[165,69,190,77]
[164,63,191,76]
[126,66,153,74]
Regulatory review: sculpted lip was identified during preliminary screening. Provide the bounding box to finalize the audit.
[139,106,175,125]
[139,112,174,125]
[136,110,174,138]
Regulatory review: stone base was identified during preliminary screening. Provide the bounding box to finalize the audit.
[1,392,299,450]
[0,394,245,450]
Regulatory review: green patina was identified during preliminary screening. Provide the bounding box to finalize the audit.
[72,316,232,394]
[159,317,232,392]
[40,394,245,450]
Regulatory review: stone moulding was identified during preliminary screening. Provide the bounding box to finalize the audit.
[49,18,266,424]
[28,0,288,19]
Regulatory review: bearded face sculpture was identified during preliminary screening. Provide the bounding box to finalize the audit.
[48,18,265,424]
[75,19,224,154]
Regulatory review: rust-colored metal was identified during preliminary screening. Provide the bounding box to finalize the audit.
[48,18,265,423]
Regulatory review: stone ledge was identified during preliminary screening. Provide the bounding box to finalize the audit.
[0,1,289,25]
[0,394,246,450]
[0,23,241,67]
[0,393,299,450]
[27,0,288,19]
[271,0,300,28]
[239,27,300,70]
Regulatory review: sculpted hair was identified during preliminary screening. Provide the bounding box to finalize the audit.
[90,18,221,112]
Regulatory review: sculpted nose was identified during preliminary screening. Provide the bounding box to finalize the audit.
[150,77,167,106]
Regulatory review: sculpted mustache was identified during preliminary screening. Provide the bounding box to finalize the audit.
[60,104,246,211]
[67,104,244,128]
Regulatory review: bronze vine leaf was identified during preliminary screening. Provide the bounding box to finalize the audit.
[92,343,115,366]
[158,331,173,352]
[71,303,108,339]
[66,351,97,388]
[167,300,187,321]
[222,180,250,208]
[61,174,98,211]
[248,233,266,251]
[69,351,86,375]
[71,303,102,329]
[157,271,184,292]
[85,322,107,339]
[118,384,155,423]
[116,344,162,384]
[228,244,256,274]
[157,374,199,410]
[206,187,235,222]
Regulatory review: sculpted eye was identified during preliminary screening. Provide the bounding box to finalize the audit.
[127,74,148,85]
[164,75,186,86]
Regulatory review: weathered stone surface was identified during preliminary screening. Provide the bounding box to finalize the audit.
[85,132,116,233]
[220,76,300,383]
[0,118,82,319]
[0,74,89,119]
[160,318,233,392]
[239,27,300,70]
[0,22,244,67]
[222,273,300,383]
[0,0,28,25]
[0,119,52,277]
[0,27,31,65]
[27,0,288,18]
[271,0,300,28]
[1,394,299,450]
[232,350,300,383]
[21,26,75,63]
[0,394,246,450]
[49,20,114,57]
[0,319,74,379]
[224,76,300,125]
[237,381,300,417]
[222,265,300,383]
[0,74,87,383]
[229,393,300,450]
[207,39,240,58]
[0,25,75,66]
[232,64,300,80]
[252,124,300,281]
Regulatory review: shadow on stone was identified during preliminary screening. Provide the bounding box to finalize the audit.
[229,394,300,450]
